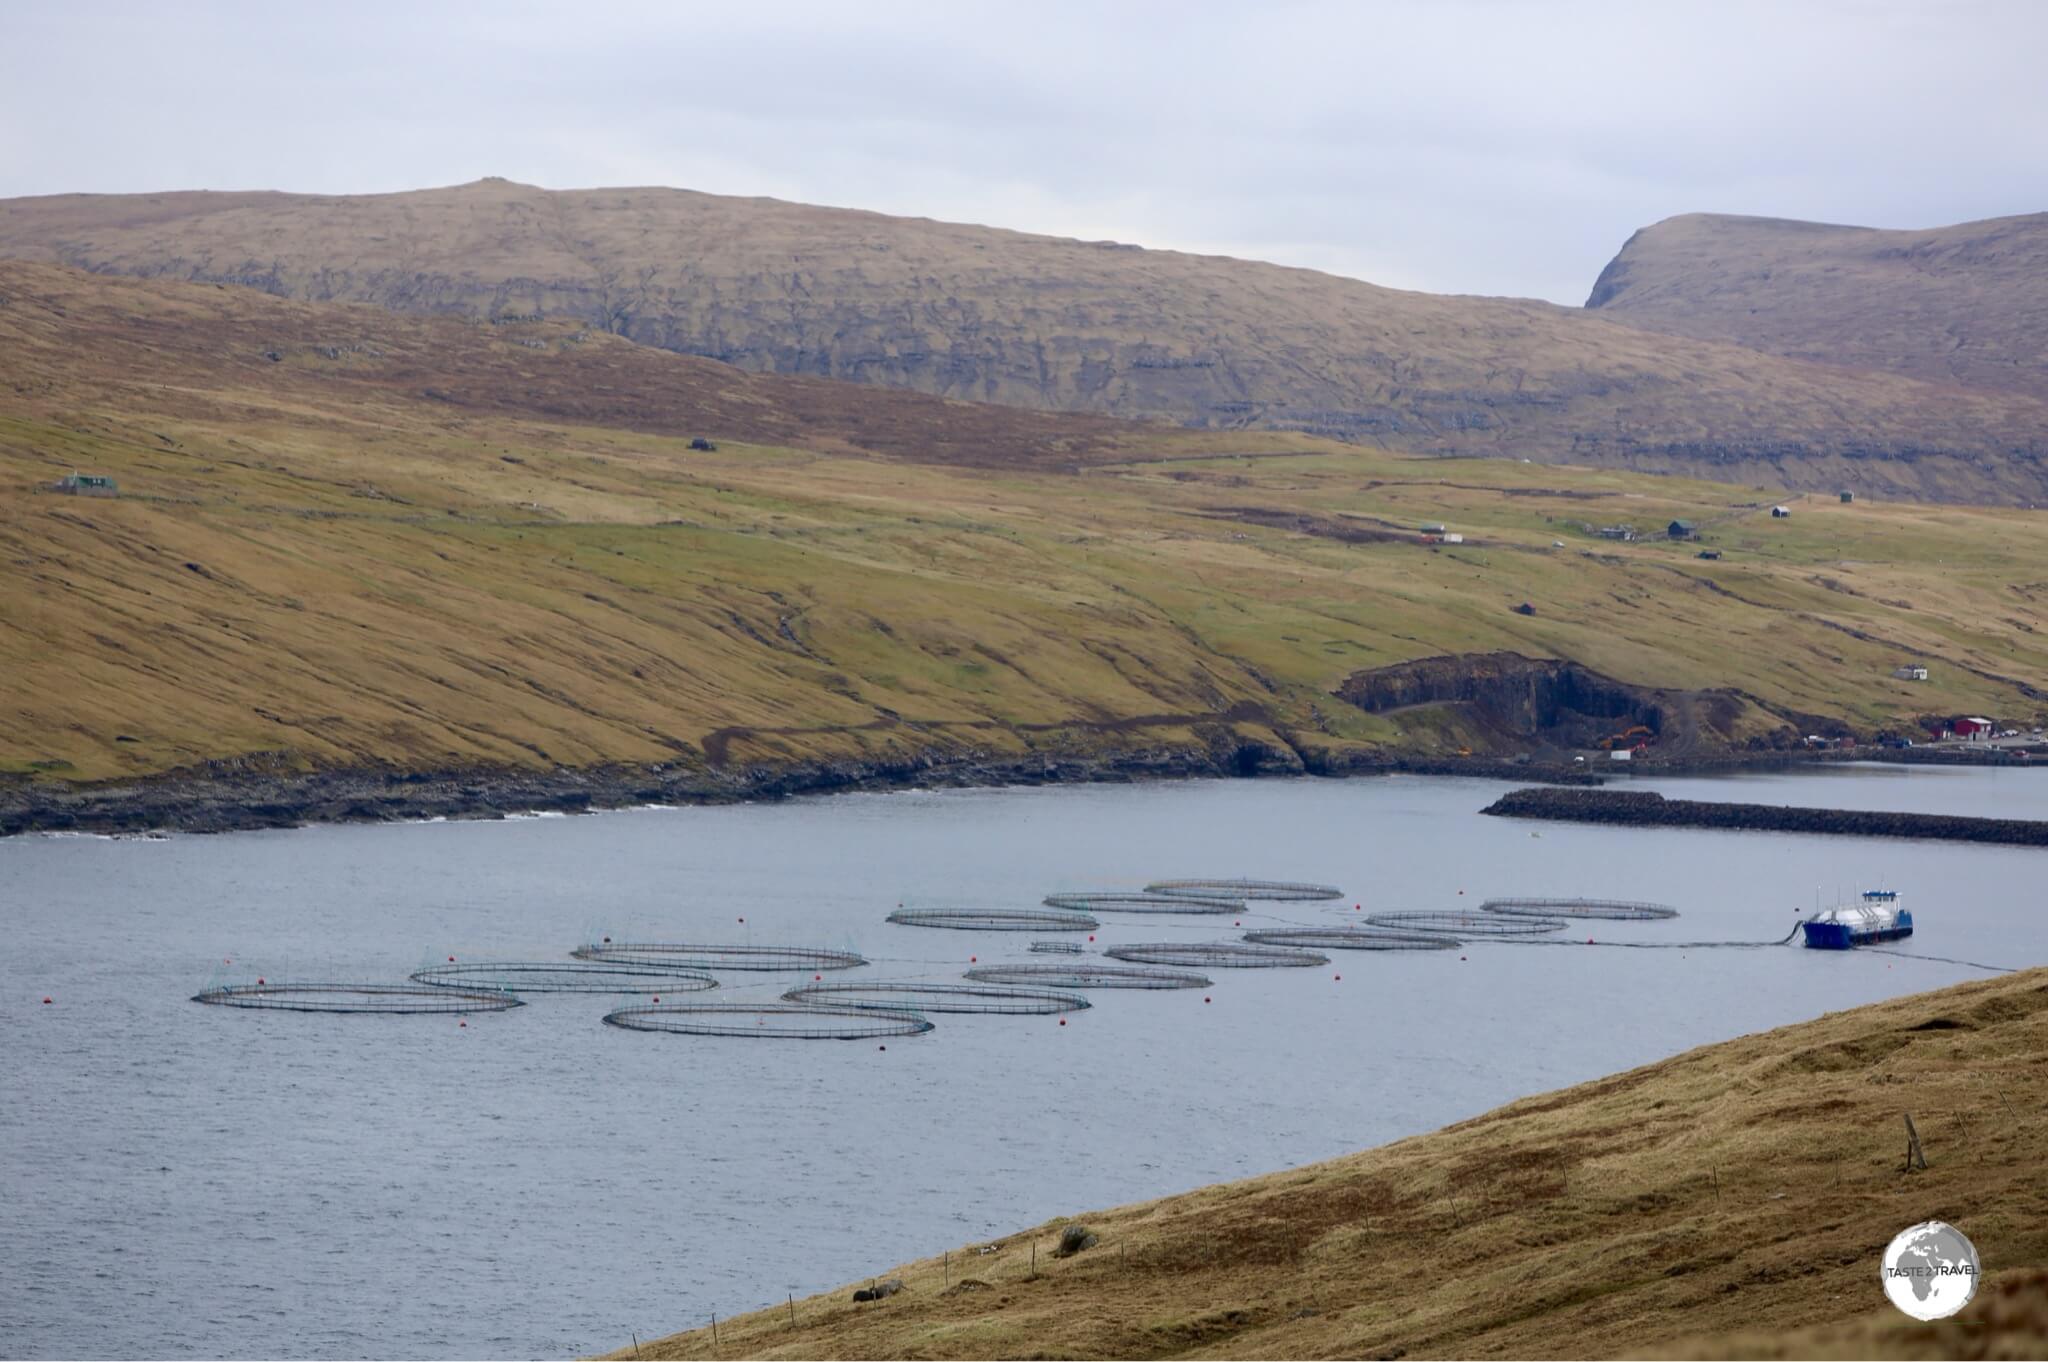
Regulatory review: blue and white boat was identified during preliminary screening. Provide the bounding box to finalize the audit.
[1802,890,1912,949]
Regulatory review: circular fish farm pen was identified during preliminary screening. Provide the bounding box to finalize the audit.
[887,908,1100,932]
[603,1001,932,1040]
[410,961,718,994]
[1242,927,1461,952]
[572,943,867,972]
[191,983,523,1014]
[782,982,1090,1015]
[1481,897,1680,921]
[1042,891,1243,914]
[1107,941,1330,968]
[964,962,1212,990]
[1365,911,1566,937]
[1146,878,1342,902]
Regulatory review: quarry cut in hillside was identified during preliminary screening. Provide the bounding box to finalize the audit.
[1333,652,1760,757]
[4,180,2047,502]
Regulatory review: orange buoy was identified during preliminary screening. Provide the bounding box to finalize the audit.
[878,1044,887,1051]
[1204,996,1211,1004]
[459,1020,467,1028]
[447,955,455,962]
[42,996,52,1004]
[1334,974,1342,981]
[257,978,266,985]
[652,996,661,1003]
[1058,1018,1067,1026]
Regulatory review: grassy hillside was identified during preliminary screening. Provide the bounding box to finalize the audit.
[4,262,2047,786]
[1587,211,2048,405]
[613,968,2048,1360]
[3,182,2046,503]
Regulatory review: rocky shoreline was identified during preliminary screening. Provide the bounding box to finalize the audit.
[3,739,2035,839]
[1,744,1602,838]
[1482,785,2048,846]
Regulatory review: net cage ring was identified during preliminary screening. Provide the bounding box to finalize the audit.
[1480,897,1680,921]
[603,1000,932,1039]
[1241,927,1462,952]
[1106,941,1330,968]
[573,943,867,971]
[1365,911,1566,937]
[192,982,524,1014]
[1042,891,1243,914]
[964,963,1212,990]
[1145,878,1342,902]
[782,981,1090,1015]
[410,961,719,994]
[887,908,1100,932]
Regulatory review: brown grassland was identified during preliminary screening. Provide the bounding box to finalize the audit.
[4,181,2046,502]
[611,968,2048,1360]
[5,261,2048,790]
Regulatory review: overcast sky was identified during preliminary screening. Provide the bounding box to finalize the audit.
[4,1,2043,303]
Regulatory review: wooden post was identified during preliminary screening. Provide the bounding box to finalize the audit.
[943,1249,949,1286]
[711,1313,719,1351]
[1031,1241,1037,1277]
[787,1294,796,1329]
[1903,1112,1928,1172]
[631,1331,641,1360]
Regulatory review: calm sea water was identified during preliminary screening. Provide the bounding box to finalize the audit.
[3,765,2043,1359]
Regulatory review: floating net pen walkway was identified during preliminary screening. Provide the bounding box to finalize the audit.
[1365,911,1566,937]
[192,983,523,1014]
[1043,892,1243,914]
[410,961,718,994]
[1146,878,1342,901]
[1481,897,1680,921]
[603,1000,932,1039]
[1242,927,1460,952]
[887,908,1100,932]
[1030,940,1088,954]
[1107,941,1329,968]
[783,982,1090,1015]
[965,963,1211,990]
[573,943,867,971]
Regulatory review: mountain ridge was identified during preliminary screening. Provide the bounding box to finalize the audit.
[5,180,2047,503]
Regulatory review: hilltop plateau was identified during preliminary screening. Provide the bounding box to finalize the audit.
[1587,211,2048,405]
[4,262,2047,829]
[3,181,2046,502]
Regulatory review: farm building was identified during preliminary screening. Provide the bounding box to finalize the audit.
[1595,524,1636,541]
[1893,664,1929,682]
[1771,505,1791,518]
[1954,717,1995,739]
[1840,491,1855,503]
[54,473,118,497]
[1667,519,1697,539]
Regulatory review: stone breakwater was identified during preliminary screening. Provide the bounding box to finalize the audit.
[1482,787,2048,847]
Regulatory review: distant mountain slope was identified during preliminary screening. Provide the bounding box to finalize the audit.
[1587,211,2048,404]
[3,180,2046,502]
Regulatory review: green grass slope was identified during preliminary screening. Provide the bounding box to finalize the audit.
[4,262,2046,786]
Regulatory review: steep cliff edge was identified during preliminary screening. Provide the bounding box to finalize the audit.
[1587,210,2048,406]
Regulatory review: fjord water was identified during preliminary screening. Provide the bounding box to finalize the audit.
[3,766,2042,1359]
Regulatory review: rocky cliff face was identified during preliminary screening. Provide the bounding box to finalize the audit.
[1586,210,2048,406]
[3,180,2046,502]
